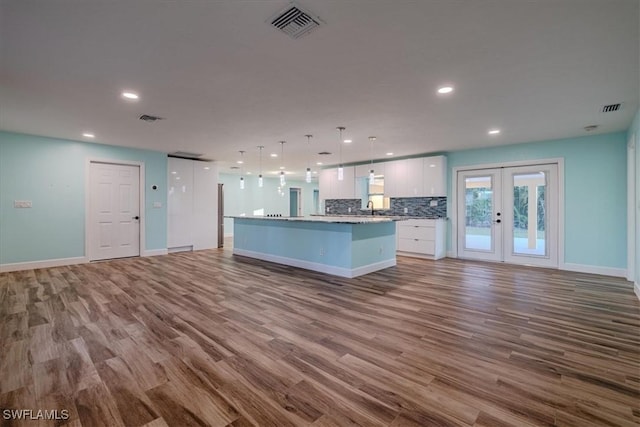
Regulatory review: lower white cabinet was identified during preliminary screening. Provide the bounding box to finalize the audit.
[396,218,446,259]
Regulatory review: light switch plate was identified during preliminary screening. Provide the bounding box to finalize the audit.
[14,200,32,208]
[153,202,162,208]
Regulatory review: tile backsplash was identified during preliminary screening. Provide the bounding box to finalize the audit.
[325,197,447,218]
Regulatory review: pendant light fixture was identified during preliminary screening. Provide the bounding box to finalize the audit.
[238,150,245,189]
[257,146,264,188]
[368,136,376,183]
[337,126,345,181]
[279,141,286,186]
[305,134,313,183]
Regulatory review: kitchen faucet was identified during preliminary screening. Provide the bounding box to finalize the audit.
[366,200,374,216]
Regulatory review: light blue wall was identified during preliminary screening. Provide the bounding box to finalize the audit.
[446,132,628,269]
[0,131,167,264]
[628,109,640,284]
[219,173,319,235]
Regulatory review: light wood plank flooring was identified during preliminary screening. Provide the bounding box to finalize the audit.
[1,248,638,426]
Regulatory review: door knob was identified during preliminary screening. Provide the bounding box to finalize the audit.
[494,219,501,224]
[133,216,140,220]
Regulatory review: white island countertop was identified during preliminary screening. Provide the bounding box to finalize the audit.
[225,215,399,224]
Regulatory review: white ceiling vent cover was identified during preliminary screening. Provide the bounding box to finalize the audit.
[269,4,322,39]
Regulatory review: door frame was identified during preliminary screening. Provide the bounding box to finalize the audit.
[451,157,565,269]
[85,158,146,260]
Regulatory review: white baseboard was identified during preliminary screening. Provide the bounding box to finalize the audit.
[446,251,457,258]
[0,256,88,273]
[561,263,627,278]
[143,249,168,257]
[168,246,193,254]
[634,282,640,301]
[233,248,395,278]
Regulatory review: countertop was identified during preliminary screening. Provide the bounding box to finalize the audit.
[225,215,398,224]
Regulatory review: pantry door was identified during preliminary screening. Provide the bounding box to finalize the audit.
[457,163,558,268]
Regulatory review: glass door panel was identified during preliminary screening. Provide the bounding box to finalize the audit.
[457,169,502,262]
[503,165,558,267]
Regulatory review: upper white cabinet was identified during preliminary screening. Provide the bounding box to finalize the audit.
[422,155,447,196]
[385,155,447,198]
[319,166,355,199]
[354,162,384,178]
[320,155,446,200]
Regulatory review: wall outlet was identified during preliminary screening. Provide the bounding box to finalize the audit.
[348,207,352,213]
[153,201,162,208]
[319,247,324,256]
[404,207,408,214]
[14,200,32,208]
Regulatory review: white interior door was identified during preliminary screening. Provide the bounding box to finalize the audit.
[457,169,503,262]
[457,163,558,268]
[89,162,140,260]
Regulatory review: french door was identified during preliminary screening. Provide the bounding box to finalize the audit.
[457,163,558,268]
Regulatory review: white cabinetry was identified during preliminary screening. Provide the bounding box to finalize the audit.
[168,157,218,251]
[384,155,447,198]
[422,155,447,196]
[396,218,446,259]
[319,166,355,199]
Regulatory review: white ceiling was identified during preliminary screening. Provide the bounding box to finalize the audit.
[1,0,638,178]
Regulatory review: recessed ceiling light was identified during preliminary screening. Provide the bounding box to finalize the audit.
[82,132,95,138]
[316,162,323,165]
[246,171,252,175]
[488,129,501,135]
[279,166,285,170]
[313,171,318,174]
[171,171,177,174]
[270,153,278,158]
[237,160,244,164]
[121,91,139,100]
[203,167,210,170]
[437,86,454,94]
[386,152,394,156]
[343,139,352,143]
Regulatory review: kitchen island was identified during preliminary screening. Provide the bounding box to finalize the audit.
[228,216,398,278]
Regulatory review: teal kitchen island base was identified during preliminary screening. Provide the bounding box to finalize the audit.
[230,216,397,278]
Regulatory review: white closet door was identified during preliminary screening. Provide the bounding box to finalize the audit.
[89,162,140,260]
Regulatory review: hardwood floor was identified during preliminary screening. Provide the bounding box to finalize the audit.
[1,248,638,426]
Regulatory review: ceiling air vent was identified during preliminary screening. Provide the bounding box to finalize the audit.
[269,4,322,39]
[602,103,621,113]
[139,114,164,122]
[318,151,331,155]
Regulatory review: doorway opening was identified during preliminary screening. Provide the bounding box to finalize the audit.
[289,187,302,217]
